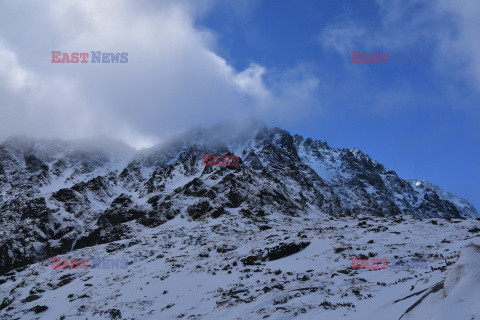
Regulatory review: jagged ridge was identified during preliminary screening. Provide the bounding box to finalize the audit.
[0,120,476,274]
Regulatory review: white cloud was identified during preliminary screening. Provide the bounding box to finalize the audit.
[234,64,270,100]
[320,22,367,58]
[0,0,318,147]
[0,45,34,92]
[432,0,480,90]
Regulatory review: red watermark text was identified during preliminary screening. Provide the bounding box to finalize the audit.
[201,154,239,167]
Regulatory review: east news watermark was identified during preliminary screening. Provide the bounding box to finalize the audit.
[51,256,128,270]
[201,154,240,167]
[201,154,283,168]
[351,51,429,64]
[351,257,428,270]
[51,51,128,63]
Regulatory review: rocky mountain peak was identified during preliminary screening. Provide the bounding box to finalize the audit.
[0,120,477,275]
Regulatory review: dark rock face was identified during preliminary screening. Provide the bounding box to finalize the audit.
[18,197,51,220]
[97,194,148,228]
[0,297,13,311]
[24,154,48,173]
[0,121,477,274]
[267,242,311,261]
[187,200,213,220]
[21,294,41,303]
[30,305,48,313]
[241,241,311,265]
[0,163,7,184]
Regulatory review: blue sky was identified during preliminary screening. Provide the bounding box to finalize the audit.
[0,0,478,209]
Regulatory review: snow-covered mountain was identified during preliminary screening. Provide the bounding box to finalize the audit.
[1,120,479,319]
[0,120,477,277]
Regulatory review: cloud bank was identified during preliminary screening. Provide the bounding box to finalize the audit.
[0,0,318,148]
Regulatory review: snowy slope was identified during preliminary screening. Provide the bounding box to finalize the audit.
[1,213,479,319]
